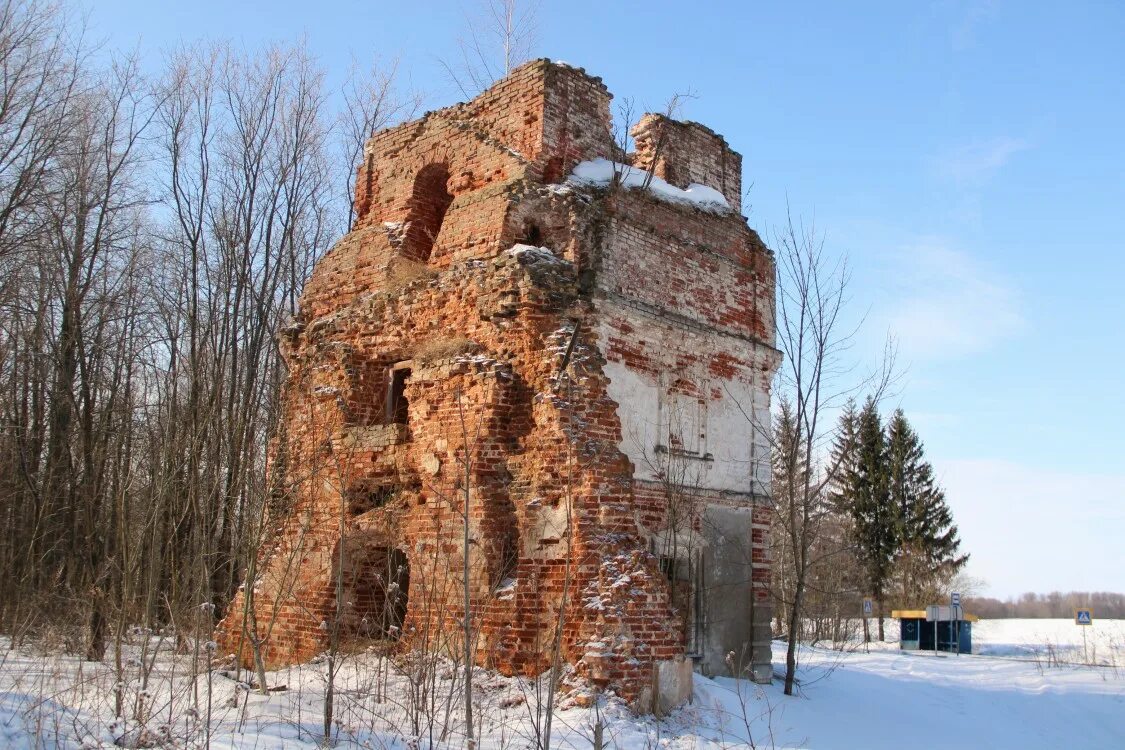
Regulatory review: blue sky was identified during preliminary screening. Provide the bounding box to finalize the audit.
[89,0,1124,599]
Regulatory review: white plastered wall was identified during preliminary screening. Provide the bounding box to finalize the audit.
[595,303,774,497]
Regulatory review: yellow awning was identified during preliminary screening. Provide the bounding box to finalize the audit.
[891,609,979,622]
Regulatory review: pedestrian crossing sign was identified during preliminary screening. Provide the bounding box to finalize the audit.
[1075,608,1093,626]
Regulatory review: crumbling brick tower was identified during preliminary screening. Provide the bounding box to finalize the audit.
[218,60,779,712]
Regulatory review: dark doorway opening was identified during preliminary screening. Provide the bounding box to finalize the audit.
[337,542,410,641]
[386,366,411,425]
[660,551,704,656]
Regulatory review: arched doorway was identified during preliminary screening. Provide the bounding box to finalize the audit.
[404,164,453,262]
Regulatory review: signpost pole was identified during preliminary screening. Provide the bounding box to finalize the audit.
[1075,608,1093,663]
[951,592,962,656]
[862,598,872,653]
[950,593,954,656]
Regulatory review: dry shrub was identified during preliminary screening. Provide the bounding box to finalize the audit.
[413,337,479,364]
[11,592,90,655]
[385,257,435,291]
[34,619,86,656]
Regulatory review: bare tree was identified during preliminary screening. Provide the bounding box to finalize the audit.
[0,2,359,677]
[147,40,335,635]
[31,48,153,659]
[441,0,540,97]
[0,0,86,635]
[767,210,894,695]
[0,0,81,270]
[338,56,420,230]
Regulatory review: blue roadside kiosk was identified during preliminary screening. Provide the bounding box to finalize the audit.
[892,608,975,653]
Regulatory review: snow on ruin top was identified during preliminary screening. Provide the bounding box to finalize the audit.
[506,243,569,265]
[567,158,732,213]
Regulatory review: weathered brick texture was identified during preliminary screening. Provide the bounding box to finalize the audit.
[217,60,779,712]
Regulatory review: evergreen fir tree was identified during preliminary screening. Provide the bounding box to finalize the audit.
[827,398,860,514]
[849,396,897,639]
[886,409,969,601]
[824,398,867,637]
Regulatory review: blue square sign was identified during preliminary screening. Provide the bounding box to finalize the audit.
[1075,608,1093,626]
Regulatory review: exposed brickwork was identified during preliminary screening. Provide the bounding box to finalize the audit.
[217,60,779,711]
[632,114,743,213]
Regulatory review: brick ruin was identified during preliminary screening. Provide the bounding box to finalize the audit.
[217,60,779,712]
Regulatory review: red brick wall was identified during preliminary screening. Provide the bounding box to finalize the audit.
[633,114,744,213]
[594,190,774,344]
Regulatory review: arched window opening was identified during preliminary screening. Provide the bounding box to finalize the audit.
[491,535,519,591]
[336,540,410,641]
[404,164,453,262]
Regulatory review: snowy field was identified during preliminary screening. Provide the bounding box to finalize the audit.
[1,619,1122,749]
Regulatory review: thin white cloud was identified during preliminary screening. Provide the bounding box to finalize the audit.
[938,136,1031,182]
[936,458,1125,597]
[951,0,999,52]
[881,239,1025,361]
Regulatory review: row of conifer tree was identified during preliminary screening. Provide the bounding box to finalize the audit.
[772,397,968,643]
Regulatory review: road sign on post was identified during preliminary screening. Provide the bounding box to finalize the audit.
[950,593,961,655]
[926,605,953,620]
[1075,608,1094,663]
[861,598,874,652]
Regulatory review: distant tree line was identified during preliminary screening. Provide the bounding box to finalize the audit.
[967,591,1125,619]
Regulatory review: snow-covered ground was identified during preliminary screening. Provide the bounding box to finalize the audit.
[972,617,1123,663]
[1,620,1122,749]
